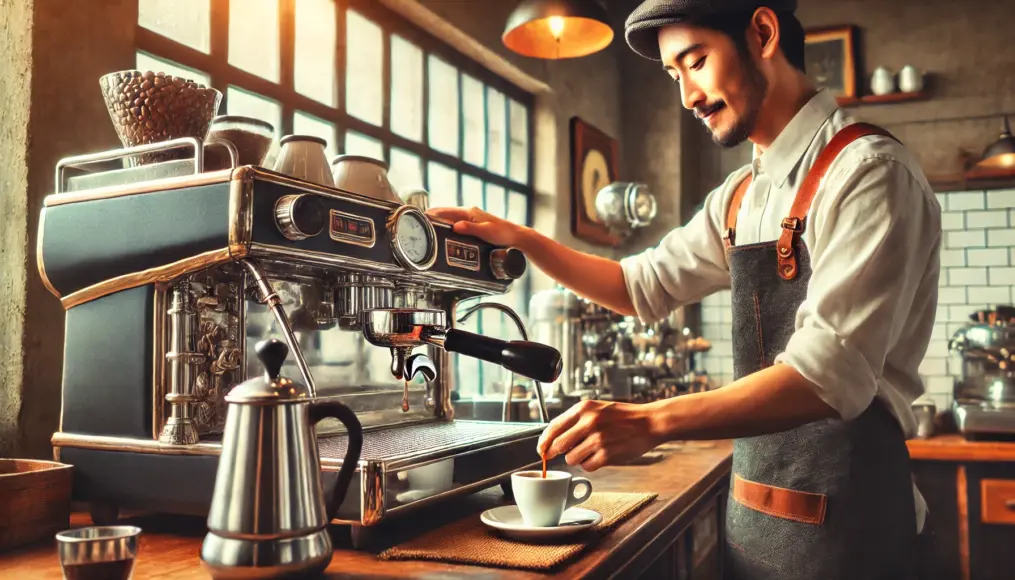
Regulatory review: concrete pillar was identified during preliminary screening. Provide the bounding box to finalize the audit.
[1,0,35,458]
[1,0,136,458]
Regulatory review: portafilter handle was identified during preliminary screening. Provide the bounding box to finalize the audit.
[425,328,562,384]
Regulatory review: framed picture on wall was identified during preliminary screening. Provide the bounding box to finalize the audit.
[570,117,620,247]
[804,25,858,101]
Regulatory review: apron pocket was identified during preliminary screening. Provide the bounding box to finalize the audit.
[732,473,827,525]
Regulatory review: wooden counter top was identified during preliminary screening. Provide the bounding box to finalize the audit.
[0,440,733,579]
[907,434,1015,462]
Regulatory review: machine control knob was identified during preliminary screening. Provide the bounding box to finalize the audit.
[275,194,325,241]
[490,248,527,280]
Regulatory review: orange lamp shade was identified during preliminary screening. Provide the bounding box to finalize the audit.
[976,117,1015,170]
[502,0,615,60]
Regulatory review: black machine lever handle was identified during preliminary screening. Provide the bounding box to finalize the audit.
[440,329,562,384]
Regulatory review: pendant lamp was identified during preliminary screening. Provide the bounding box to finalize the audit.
[502,0,614,60]
[977,116,1015,169]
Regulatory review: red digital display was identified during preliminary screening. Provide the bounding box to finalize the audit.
[331,213,373,240]
[328,210,375,248]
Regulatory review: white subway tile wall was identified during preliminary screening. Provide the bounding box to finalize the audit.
[696,189,1015,412]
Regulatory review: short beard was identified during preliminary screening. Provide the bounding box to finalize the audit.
[710,54,768,148]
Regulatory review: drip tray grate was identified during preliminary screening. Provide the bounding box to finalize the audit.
[318,421,540,461]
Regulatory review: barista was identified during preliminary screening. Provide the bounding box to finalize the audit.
[428,1,941,577]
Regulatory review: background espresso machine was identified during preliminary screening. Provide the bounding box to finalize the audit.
[528,286,712,416]
[950,305,1015,439]
[38,139,562,544]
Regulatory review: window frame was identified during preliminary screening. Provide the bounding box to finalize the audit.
[135,0,535,209]
[137,0,537,398]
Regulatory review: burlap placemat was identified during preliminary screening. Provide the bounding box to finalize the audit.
[378,492,657,571]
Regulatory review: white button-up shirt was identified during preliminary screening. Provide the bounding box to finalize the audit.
[621,89,942,439]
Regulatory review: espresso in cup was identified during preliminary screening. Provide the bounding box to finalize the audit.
[511,470,593,527]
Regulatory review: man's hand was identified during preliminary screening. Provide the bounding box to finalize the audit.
[536,400,663,472]
[426,207,523,247]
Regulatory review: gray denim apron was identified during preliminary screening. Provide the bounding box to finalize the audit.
[720,123,919,580]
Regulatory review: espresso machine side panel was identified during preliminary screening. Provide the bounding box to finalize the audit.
[61,286,155,438]
[41,183,232,297]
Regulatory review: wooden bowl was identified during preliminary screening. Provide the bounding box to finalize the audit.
[0,459,73,551]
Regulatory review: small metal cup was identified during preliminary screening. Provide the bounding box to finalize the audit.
[56,526,141,580]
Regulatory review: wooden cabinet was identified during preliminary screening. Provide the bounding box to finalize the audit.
[979,478,1015,525]
[964,463,1015,580]
[629,488,726,580]
[909,437,1015,580]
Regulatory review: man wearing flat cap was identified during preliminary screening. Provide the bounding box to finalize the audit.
[430,1,940,577]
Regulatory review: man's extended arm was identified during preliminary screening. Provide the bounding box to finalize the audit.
[428,171,740,322]
[513,223,635,316]
[536,365,837,471]
[427,207,636,315]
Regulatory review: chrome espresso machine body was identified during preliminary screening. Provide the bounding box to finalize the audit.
[949,305,1015,439]
[38,140,561,536]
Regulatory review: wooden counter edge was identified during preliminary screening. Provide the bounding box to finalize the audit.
[562,442,734,580]
[907,434,1015,462]
[597,451,732,580]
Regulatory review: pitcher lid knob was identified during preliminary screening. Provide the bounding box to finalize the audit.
[256,338,289,380]
[225,338,311,404]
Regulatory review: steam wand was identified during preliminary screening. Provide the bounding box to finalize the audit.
[241,259,318,398]
[457,302,550,423]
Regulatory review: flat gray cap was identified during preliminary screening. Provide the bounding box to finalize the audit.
[625,0,798,61]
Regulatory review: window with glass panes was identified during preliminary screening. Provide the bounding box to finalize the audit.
[137,0,535,398]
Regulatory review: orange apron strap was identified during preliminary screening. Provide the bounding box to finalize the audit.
[723,174,753,249]
[776,122,900,280]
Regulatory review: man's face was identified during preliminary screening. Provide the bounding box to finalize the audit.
[659,23,768,148]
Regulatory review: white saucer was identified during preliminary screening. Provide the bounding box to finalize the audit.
[480,506,602,541]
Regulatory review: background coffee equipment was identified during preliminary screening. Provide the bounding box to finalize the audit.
[527,286,712,418]
[949,305,1015,439]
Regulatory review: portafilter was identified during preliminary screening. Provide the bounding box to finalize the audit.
[361,308,563,384]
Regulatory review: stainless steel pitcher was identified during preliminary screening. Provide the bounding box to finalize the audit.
[201,338,363,578]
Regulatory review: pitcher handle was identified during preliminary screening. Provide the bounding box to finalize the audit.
[310,402,364,518]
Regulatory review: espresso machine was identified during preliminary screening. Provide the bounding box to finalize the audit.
[949,305,1015,439]
[38,137,562,545]
[528,286,711,413]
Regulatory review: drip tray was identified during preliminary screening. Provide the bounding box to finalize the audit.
[318,420,542,465]
[316,420,548,525]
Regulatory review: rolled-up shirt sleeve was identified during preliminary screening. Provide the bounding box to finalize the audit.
[620,168,748,323]
[774,156,940,420]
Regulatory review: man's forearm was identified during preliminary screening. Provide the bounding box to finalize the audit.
[514,226,636,316]
[649,364,839,442]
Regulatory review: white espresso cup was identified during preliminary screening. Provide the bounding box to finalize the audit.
[511,470,593,527]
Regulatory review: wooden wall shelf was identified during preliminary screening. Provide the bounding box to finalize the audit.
[929,165,1015,192]
[837,90,930,107]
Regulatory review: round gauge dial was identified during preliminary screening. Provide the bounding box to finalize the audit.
[397,212,430,263]
[390,206,437,271]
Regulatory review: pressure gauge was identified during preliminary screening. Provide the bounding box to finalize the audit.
[388,205,438,271]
